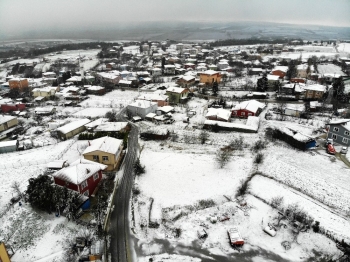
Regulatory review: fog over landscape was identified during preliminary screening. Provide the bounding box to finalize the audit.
[0,0,350,41]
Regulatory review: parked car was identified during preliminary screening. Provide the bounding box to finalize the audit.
[340,147,348,154]
[326,143,336,155]
[228,227,244,248]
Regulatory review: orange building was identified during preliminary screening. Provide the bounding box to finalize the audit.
[199,70,221,85]
[8,78,29,90]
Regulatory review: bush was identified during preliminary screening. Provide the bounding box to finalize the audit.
[134,158,145,175]
[270,196,284,209]
[236,179,250,197]
[197,199,216,209]
[254,153,264,164]
[230,136,245,150]
[252,139,266,151]
[312,221,320,233]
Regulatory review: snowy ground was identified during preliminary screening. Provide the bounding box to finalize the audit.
[132,99,350,261]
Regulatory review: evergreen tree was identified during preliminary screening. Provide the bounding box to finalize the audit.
[286,61,297,80]
[212,81,219,96]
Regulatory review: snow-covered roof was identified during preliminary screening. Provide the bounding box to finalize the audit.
[95,122,129,132]
[157,106,174,113]
[164,65,175,68]
[129,99,157,109]
[232,100,266,113]
[303,84,326,92]
[83,136,123,155]
[272,66,288,73]
[47,160,67,169]
[119,80,132,85]
[138,93,168,101]
[32,86,57,92]
[85,85,104,91]
[145,113,157,118]
[166,87,187,94]
[201,70,219,75]
[267,75,280,81]
[53,162,107,184]
[85,118,108,128]
[56,118,91,134]
[328,119,350,125]
[66,76,82,82]
[206,108,231,121]
[0,140,17,148]
[181,75,195,82]
[0,115,17,125]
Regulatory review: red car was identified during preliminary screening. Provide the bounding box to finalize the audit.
[327,144,336,155]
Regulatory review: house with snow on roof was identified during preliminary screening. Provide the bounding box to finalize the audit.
[199,70,222,85]
[205,108,231,122]
[176,75,196,88]
[52,159,107,197]
[326,119,350,147]
[165,87,189,104]
[0,115,18,133]
[83,136,124,171]
[127,100,158,119]
[55,118,91,140]
[297,64,314,78]
[164,65,176,75]
[32,86,58,99]
[303,84,326,100]
[137,93,169,107]
[231,100,266,118]
[267,74,281,88]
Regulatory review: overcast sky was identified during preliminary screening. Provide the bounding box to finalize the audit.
[1,0,349,35]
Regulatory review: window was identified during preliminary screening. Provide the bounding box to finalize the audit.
[81,180,88,189]
[93,173,99,181]
[248,113,252,116]
[343,137,348,144]
[333,127,339,132]
[241,112,245,116]
[83,190,89,197]
[102,156,109,161]
[345,131,350,136]
[332,134,337,140]
[92,155,99,161]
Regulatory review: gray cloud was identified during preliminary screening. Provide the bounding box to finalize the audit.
[0,0,349,36]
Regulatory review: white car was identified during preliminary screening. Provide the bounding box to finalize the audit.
[340,147,348,154]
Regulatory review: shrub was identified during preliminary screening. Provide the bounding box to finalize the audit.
[236,179,250,197]
[134,158,145,175]
[270,196,284,209]
[254,153,264,164]
[312,221,320,233]
[230,136,245,150]
[252,139,266,151]
[197,199,216,209]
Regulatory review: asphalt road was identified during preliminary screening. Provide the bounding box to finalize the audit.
[109,121,139,262]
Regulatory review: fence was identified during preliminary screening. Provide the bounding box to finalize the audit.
[0,140,75,169]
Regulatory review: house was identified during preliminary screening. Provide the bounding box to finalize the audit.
[85,85,106,95]
[137,93,169,107]
[303,84,326,100]
[199,70,222,85]
[0,103,26,113]
[0,115,18,132]
[66,76,82,85]
[176,75,196,88]
[55,118,91,140]
[94,122,130,133]
[231,100,266,118]
[106,62,116,70]
[52,160,107,197]
[297,64,314,78]
[327,119,350,147]
[34,106,56,115]
[164,65,176,75]
[267,75,281,88]
[205,108,231,122]
[151,68,162,76]
[83,136,124,171]
[166,87,189,104]
[0,140,18,153]
[284,105,305,117]
[8,78,29,90]
[271,66,288,78]
[118,80,132,88]
[32,86,58,99]
[127,100,158,119]
[96,71,121,85]
[42,72,57,78]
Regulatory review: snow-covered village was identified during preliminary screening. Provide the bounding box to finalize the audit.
[1,1,350,262]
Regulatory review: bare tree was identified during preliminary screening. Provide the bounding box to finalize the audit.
[198,130,210,144]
